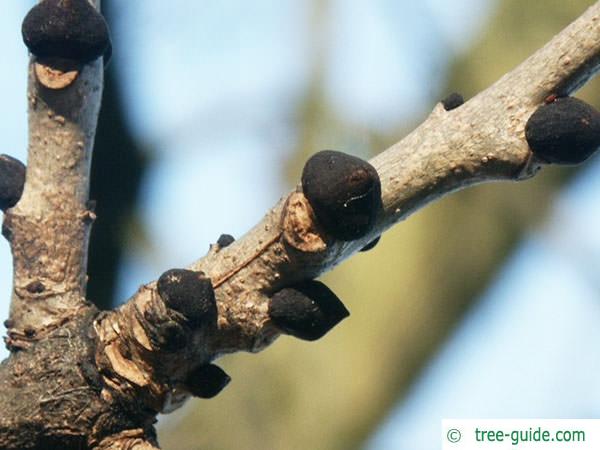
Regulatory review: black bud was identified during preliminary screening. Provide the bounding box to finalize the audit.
[157,269,217,327]
[157,321,187,352]
[0,155,26,211]
[269,280,349,341]
[22,0,111,63]
[301,150,382,241]
[185,364,231,399]
[441,92,464,111]
[525,97,600,165]
[360,236,380,252]
[217,234,235,248]
[26,281,45,294]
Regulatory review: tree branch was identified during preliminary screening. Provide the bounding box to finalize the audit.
[93,0,600,414]
[2,2,600,449]
[4,1,103,346]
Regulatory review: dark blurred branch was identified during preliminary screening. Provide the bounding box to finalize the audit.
[88,0,146,309]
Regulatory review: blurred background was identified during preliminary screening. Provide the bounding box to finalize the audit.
[1,1,600,449]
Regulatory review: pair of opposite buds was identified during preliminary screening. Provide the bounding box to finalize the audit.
[155,263,349,399]
[156,146,385,393]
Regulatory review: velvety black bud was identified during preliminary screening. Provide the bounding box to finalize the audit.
[441,92,464,111]
[22,0,111,63]
[157,269,217,327]
[301,150,382,241]
[360,236,380,252]
[0,155,26,211]
[525,97,600,165]
[185,364,231,399]
[268,280,349,341]
[217,234,235,248]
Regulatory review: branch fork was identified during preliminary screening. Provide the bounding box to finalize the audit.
[1,1,600,448]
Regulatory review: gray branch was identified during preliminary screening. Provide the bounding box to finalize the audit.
[183,1,600,353]
[5,0,103,349]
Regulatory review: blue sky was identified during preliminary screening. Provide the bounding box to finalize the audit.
[368,156,600,449]
[4,2,600,449]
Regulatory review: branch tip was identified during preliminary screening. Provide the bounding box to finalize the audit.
[525,97,600,165]
[22,0,111,64]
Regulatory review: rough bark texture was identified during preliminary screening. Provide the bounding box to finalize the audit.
[4,58,101,350]
[1,2,600,449]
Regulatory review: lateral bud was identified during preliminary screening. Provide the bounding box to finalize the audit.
[0,154,26,211]
[157,269,217,327]
[441,92,464,111]
[268,280,349,341]
[216,234,235,248]
[185,364,231,399]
